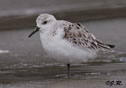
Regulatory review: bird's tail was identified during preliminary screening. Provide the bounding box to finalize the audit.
[106,44,115,48]
[96,40,115,51]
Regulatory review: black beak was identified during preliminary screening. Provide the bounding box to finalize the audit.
[28,27,40,38]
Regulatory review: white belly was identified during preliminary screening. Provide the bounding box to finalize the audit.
[40,33,96,64]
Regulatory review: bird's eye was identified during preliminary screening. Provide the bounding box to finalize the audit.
[42,21,47,24]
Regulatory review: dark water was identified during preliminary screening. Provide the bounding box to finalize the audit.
[0,0,126,88]
[1,0,126,16]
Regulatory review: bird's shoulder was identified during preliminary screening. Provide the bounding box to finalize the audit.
[56,20,88,32]
[56,21,98,50]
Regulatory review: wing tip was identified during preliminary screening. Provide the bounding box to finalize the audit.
[107,44,115,48]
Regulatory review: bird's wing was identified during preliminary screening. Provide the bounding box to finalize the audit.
[63,23,99,50]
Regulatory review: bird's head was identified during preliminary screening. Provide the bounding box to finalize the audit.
[28,13,56,38]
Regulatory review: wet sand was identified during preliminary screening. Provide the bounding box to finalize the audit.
[0,18,126,88]
[0,0,126,87]
[0,63,126,88]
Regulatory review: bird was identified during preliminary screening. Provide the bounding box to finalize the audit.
[28,13,115,78]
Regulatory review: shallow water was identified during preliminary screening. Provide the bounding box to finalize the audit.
[0,17,126,87]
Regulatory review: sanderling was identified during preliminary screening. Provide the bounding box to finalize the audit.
[28,13,115,77]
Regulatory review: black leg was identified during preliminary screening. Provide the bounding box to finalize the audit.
[67,64,70,78]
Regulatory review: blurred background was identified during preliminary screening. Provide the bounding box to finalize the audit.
[0,0,126,88]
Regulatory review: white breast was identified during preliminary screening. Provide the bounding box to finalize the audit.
[39,29,96,64]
